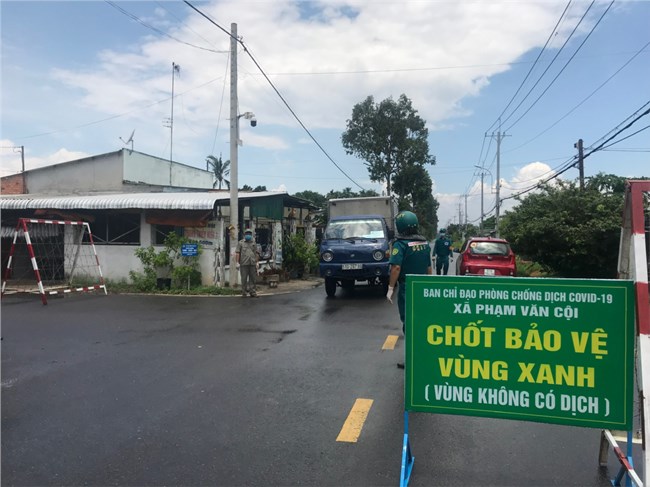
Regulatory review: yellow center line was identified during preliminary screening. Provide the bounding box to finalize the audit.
[336,398,374,443]
[382,334,399,350]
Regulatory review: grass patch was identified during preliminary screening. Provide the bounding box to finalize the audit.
[516,257,550,278]
[104,279,241,296]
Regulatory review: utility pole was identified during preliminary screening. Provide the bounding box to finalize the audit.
[479,172,484,234]
[488,123,508,237]
[574,138,584,190]
[464,193,468,233]
[474,164,491,236]
[19,145,24,173]
[228,23,239,289]
[495,130,502,237]
[169,62,180,185]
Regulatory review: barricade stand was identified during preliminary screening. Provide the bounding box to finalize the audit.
[600,179,650,487]
[599,430,643,487]
[400,411,414,487]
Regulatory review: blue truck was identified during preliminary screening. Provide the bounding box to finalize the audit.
[319,196,398,297]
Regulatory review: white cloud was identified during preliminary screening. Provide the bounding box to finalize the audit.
[47,1,576,135]
[1,142,89,177]
[272,183,288,192]
[5,0,618,221]
[435,161,560,231]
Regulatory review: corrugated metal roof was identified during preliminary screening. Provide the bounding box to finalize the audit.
[0,191,291,211]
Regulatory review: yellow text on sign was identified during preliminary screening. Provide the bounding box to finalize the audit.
[336,398,374,443]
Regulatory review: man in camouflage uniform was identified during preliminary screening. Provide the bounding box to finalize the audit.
[387,211,433,333]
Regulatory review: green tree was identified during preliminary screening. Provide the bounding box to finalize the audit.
[325,187,379,200]
[393,164,439,238]
[341,94,435,196]
[294,190,327,209]
[500,175,626,278]
[206,154,230,189]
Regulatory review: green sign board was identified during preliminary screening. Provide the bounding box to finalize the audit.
[405,276,635,429]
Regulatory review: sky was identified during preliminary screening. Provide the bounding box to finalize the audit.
[1,0,649,228]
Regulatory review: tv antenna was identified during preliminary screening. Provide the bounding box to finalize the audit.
[119,129,135,152]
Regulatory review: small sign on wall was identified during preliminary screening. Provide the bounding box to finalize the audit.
[181,243,198,256]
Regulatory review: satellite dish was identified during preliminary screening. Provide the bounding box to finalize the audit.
[119,129,135,151]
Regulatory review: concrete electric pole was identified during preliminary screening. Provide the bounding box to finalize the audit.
[488,124,508,238]
[228,23,239,289]
[574,138,584,190]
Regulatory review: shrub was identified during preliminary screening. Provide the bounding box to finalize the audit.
[131,233,202,290]
[282,233,319,278]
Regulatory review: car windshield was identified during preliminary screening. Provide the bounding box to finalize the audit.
[324,219,385,239]
[469,241,510,256]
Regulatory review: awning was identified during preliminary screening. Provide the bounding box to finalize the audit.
[0,191,318,212]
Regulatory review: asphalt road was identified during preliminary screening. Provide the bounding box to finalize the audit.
[1,284,640,486]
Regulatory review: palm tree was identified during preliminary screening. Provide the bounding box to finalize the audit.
[206,154,230,189]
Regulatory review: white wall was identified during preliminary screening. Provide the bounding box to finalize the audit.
[24,150,214,195]
[123,151,213,189]
[95,245,144,283]
[26,153,124,194]
[94,220,222,286]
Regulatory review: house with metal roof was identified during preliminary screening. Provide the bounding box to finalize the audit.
[0,150,318,288]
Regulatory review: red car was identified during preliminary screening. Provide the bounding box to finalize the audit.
[456,237,517,276]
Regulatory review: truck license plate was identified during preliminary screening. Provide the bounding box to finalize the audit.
[484,269,495,276]
[342,263,363,270]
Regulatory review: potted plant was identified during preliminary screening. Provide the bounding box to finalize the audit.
[282,233,319,279]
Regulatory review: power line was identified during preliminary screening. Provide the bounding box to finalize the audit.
[471,5,578,204]
[584,106,650,156]
[210,51,231,156]
[602,148,650,153]
[153,1,220,50]
[505,39,650,153]
[504,1,614,133]
[498,1,595,129]
[500,102,650,203]
[584,100,650,151]
[105,1,226,54]
[13,76,227,140]
[485,1,572,134]
[183,0,366,191]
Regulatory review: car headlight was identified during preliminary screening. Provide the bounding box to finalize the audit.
[373,250,384,261]
[322,251,333,262]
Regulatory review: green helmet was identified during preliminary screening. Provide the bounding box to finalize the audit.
[440,228,446,234]
[395,211,419,235]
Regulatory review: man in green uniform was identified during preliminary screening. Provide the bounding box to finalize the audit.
[433,228,453,275]
[235,228,260,297]
[387,211,433,334]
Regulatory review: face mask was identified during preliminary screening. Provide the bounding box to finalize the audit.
[245,235,252,241]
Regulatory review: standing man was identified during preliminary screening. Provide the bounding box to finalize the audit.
[433,228,453,275]
[235,228,260,297]
[387,211,432,337]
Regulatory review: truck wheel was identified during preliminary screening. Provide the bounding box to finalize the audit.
[325,278,337,297]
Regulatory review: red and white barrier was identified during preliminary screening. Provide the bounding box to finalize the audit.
[1,218,107,305]
[615,180,649,486]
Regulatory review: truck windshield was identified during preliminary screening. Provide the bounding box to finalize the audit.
[324,219,385,239]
